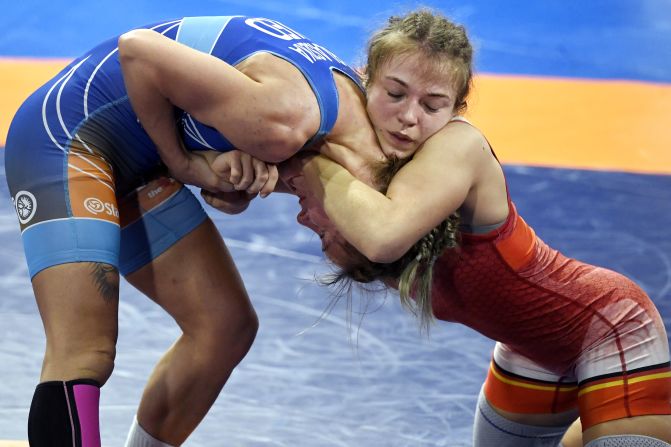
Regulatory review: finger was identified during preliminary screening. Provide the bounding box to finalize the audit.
[212,191,255,215]
[246,159,270,195]
[200,189,216,206]
[201,190,235,213]
[227,154,242,186]
[234,153,255,191]
[200,189,211,200]
[217,179,237,193]
[260,164,279,198]
[211,153,231,175]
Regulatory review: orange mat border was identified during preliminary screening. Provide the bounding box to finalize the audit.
[1,57,670,174]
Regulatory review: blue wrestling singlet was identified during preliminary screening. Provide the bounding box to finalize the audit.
[4,16,362,278]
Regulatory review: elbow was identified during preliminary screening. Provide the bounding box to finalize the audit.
[349,212,414,264]
[358,234,411,265]
[117,30,140,61]
[256,96,319,163]
[117,29,155,63]
[363,247,405,264]
[256,120,315,163]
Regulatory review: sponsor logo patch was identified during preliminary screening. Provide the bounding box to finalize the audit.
[84,197,119,217]
[14,190,37,224]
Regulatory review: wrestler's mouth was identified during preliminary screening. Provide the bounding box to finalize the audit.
[388,131,414,145]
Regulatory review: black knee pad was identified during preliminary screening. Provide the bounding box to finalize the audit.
[28,379,101,447]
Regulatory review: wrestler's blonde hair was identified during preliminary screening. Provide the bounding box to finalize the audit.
[364,8,474,113]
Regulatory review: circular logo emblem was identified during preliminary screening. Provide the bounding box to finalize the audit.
[14,191,37,224]
[84,197,105,215]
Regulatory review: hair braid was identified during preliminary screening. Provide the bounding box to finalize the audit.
[324,211,461,334]
[397,214,460,332]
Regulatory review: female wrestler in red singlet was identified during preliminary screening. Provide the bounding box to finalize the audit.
[288,9,671,447]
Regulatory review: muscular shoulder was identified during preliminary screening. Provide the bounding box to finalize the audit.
[415,120,489,167]
[237,53,320,116]
[233,52,322,160]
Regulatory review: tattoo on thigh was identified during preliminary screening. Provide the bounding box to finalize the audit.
[90,263,119,302]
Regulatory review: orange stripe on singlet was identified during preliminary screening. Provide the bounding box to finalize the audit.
[482,362,671,426]
[494,210,537,271]
[66,143,118,223]
[578,367,671,429]
[484,361,578,414]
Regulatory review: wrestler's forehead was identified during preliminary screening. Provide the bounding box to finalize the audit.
[377,53,451,84]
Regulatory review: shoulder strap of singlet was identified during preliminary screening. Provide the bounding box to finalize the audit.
[176,16,239,54]
[175,16,363,148]
[306,66,363,146]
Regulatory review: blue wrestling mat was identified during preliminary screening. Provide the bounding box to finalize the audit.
[0,1,670,445]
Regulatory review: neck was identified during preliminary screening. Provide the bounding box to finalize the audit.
[322,73,385,187]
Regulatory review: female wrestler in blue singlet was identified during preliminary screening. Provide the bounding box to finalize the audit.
[5,16,384,446]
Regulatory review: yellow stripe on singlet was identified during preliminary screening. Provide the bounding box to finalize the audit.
[577,371,671,397]
[490,364,578,393]
[1,58,670,175]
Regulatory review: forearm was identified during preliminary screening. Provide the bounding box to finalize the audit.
[303,156,406,262]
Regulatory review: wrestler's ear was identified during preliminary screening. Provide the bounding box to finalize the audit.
[353,66,367,84]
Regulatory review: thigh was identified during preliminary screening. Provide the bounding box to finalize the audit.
[119,180,255,331]
[32,262,119,382]
[6,134,120,278]
[6,107,122,382]
[118,177,207,276]
[484,343,579,426]
[582,415,671,444]
[125,218,255,332]
[575,294,671,432]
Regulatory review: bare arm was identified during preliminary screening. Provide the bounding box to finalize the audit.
[117,29,318,181]
[302,124,484,262]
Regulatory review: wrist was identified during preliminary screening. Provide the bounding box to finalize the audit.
[167,147,193,180]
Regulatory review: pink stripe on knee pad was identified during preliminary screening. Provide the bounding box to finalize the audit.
[73,383,101,447]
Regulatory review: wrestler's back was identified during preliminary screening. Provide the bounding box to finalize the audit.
[7,16,367,191]
[431,203,660,374]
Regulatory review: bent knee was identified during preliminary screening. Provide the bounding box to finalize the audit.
[215,306,259,347]
[191,304,258,350]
